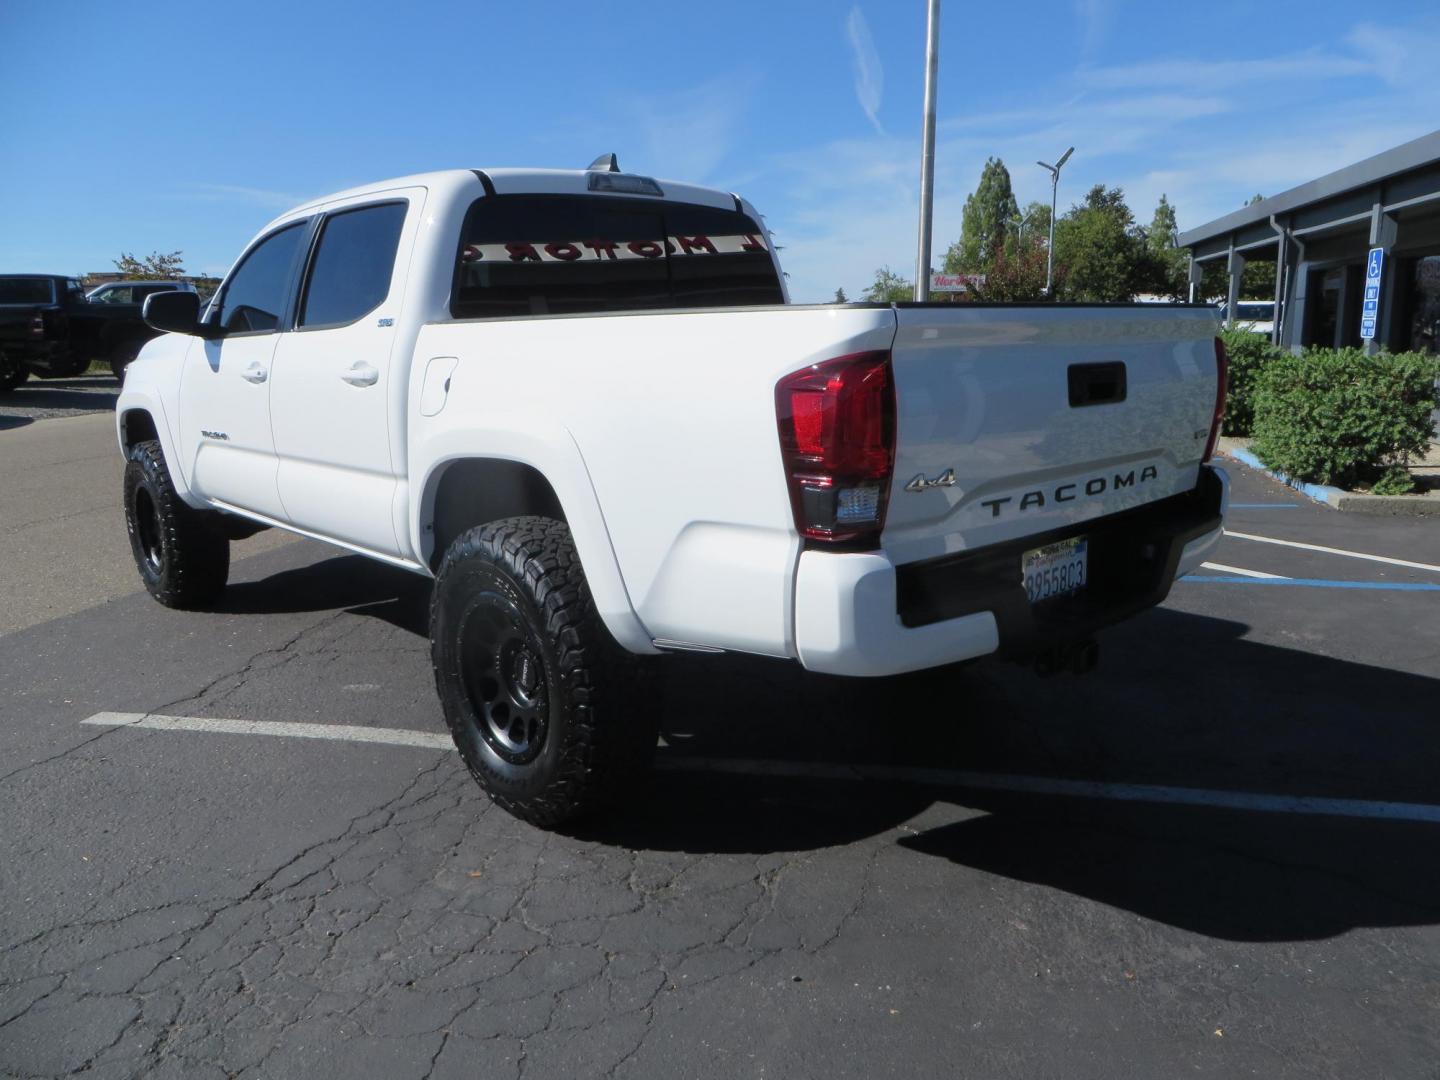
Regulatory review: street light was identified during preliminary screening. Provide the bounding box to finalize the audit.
[1037,146,1073,296]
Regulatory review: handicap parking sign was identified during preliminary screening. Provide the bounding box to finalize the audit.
[1361,248,1384,340]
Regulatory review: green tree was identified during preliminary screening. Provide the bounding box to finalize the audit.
[1140,194,1189,299]
[833,287,849,303]
[1054,185,1145,301]
[115,250,185,279]
[1018,200,1051,251]
[861,266,914,303]
[943,157,1020,274]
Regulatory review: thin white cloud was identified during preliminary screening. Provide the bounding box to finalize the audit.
[621,76,758,183]
[181,183,305,210]
[846,5,885,135]
[1082,51,1371,91]
[1074,0,1111,60]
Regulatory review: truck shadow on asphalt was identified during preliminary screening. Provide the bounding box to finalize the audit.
[221,554,1440,943]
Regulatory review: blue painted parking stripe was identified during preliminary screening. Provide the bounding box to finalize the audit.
[1229,503,1299,508]
[1182,576,1440,591]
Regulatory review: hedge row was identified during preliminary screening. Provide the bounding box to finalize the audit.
[1248,347,1439,494]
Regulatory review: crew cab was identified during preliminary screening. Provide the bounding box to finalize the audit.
[0,273,164,390]
[115,162,1229,826]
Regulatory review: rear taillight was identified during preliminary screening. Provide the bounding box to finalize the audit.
[29,313,44,339]
[1203,336,1228,463]
[775,351,896,546]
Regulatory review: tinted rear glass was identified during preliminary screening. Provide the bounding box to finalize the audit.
[300,202,407,328]
[452,195,783,319]
[0,278,55,305]
[1236,303,1273,321]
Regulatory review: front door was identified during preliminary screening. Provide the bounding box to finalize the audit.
[178,220,309,519]
[269,195,418,556]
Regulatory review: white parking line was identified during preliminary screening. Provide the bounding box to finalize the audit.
[81,712,451,750]
[80,712,1440,826]
[1200,562,1287,579]
[1223,530,1440,574]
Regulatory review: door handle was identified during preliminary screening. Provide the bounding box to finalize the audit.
[241,362,268,384]
[340,362,379,387]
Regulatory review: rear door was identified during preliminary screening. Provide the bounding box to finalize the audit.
[178,221,310,518]
[882,304,1220,565]
[268,193,419,556]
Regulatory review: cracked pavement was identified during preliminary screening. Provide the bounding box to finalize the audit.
[2,419,1439,1078]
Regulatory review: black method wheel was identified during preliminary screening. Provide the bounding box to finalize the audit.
[109,338,144,383]
[122,439,230,608]
[0,350,24,393]
[430,516,657,828]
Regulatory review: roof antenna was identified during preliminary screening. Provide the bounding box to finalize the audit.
[587,153,620,173]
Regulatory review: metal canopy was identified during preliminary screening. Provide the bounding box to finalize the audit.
[1178,130,1440,250]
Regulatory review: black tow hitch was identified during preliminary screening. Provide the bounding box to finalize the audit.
[1033,638,1099,677]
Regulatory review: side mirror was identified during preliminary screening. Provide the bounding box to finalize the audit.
[143,290,219,338]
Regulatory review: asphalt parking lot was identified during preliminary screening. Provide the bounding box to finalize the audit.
[2,394,1438,1079]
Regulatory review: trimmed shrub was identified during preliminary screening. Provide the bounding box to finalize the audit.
[1251,348,1440,490]
[1219,327,1283,436]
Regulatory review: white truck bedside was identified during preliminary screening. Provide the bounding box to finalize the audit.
[116,160,1228,827]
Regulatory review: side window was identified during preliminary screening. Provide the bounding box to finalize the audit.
[214,222,307,334]
[299,202,407,328]
[96,286,133,304]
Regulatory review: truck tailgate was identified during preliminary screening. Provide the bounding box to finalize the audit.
[882,304,1221,565]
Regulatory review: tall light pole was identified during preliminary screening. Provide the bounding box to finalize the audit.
[1037,146,1073,296]
[914,0,941,301]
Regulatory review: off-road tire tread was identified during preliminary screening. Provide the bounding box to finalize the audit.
[124,439,230,608]
[431,516,655,827]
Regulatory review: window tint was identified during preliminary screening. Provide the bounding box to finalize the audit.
[216,222,306,334]
[94,285,133,304]
[300,202,407,328]
[0,278,56,304]
[451,195,783,320]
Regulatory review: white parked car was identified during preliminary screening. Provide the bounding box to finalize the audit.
[116,162,1229,826]
[1220,300,1275,336]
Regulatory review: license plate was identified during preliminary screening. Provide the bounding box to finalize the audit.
[1022,538,1088,604]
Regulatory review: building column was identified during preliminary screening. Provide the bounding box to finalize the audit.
[1226,245,1245,329]
[1368,203,1399,355]
[1187,255,1203,303]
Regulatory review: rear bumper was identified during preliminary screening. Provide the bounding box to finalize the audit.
[794,464,1228,676]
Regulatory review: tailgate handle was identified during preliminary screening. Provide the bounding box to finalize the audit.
[1068,362,1127,407]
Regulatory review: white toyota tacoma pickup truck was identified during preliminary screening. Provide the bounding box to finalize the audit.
[117,161,1229,826]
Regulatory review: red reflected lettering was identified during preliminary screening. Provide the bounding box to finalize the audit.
[505,243,542,262]
[628,240,664,259]
[677,235,717,255]
[583,239,618,260]
[544,242,582,262]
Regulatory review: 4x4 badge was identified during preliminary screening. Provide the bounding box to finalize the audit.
[904,468,956,493]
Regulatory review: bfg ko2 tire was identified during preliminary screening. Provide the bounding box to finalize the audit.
[430,516,656,827]
[123,440,230,608]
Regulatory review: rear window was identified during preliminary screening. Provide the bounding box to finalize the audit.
[0,278,55,305]
[451,194,783,319]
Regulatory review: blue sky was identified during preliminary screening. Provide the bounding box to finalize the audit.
[2,1,1438,302]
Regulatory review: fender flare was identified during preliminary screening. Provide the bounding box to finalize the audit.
[114,385,203,509]
[413,424,656,655]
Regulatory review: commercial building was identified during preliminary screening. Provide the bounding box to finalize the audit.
[1179,130,1440,354]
